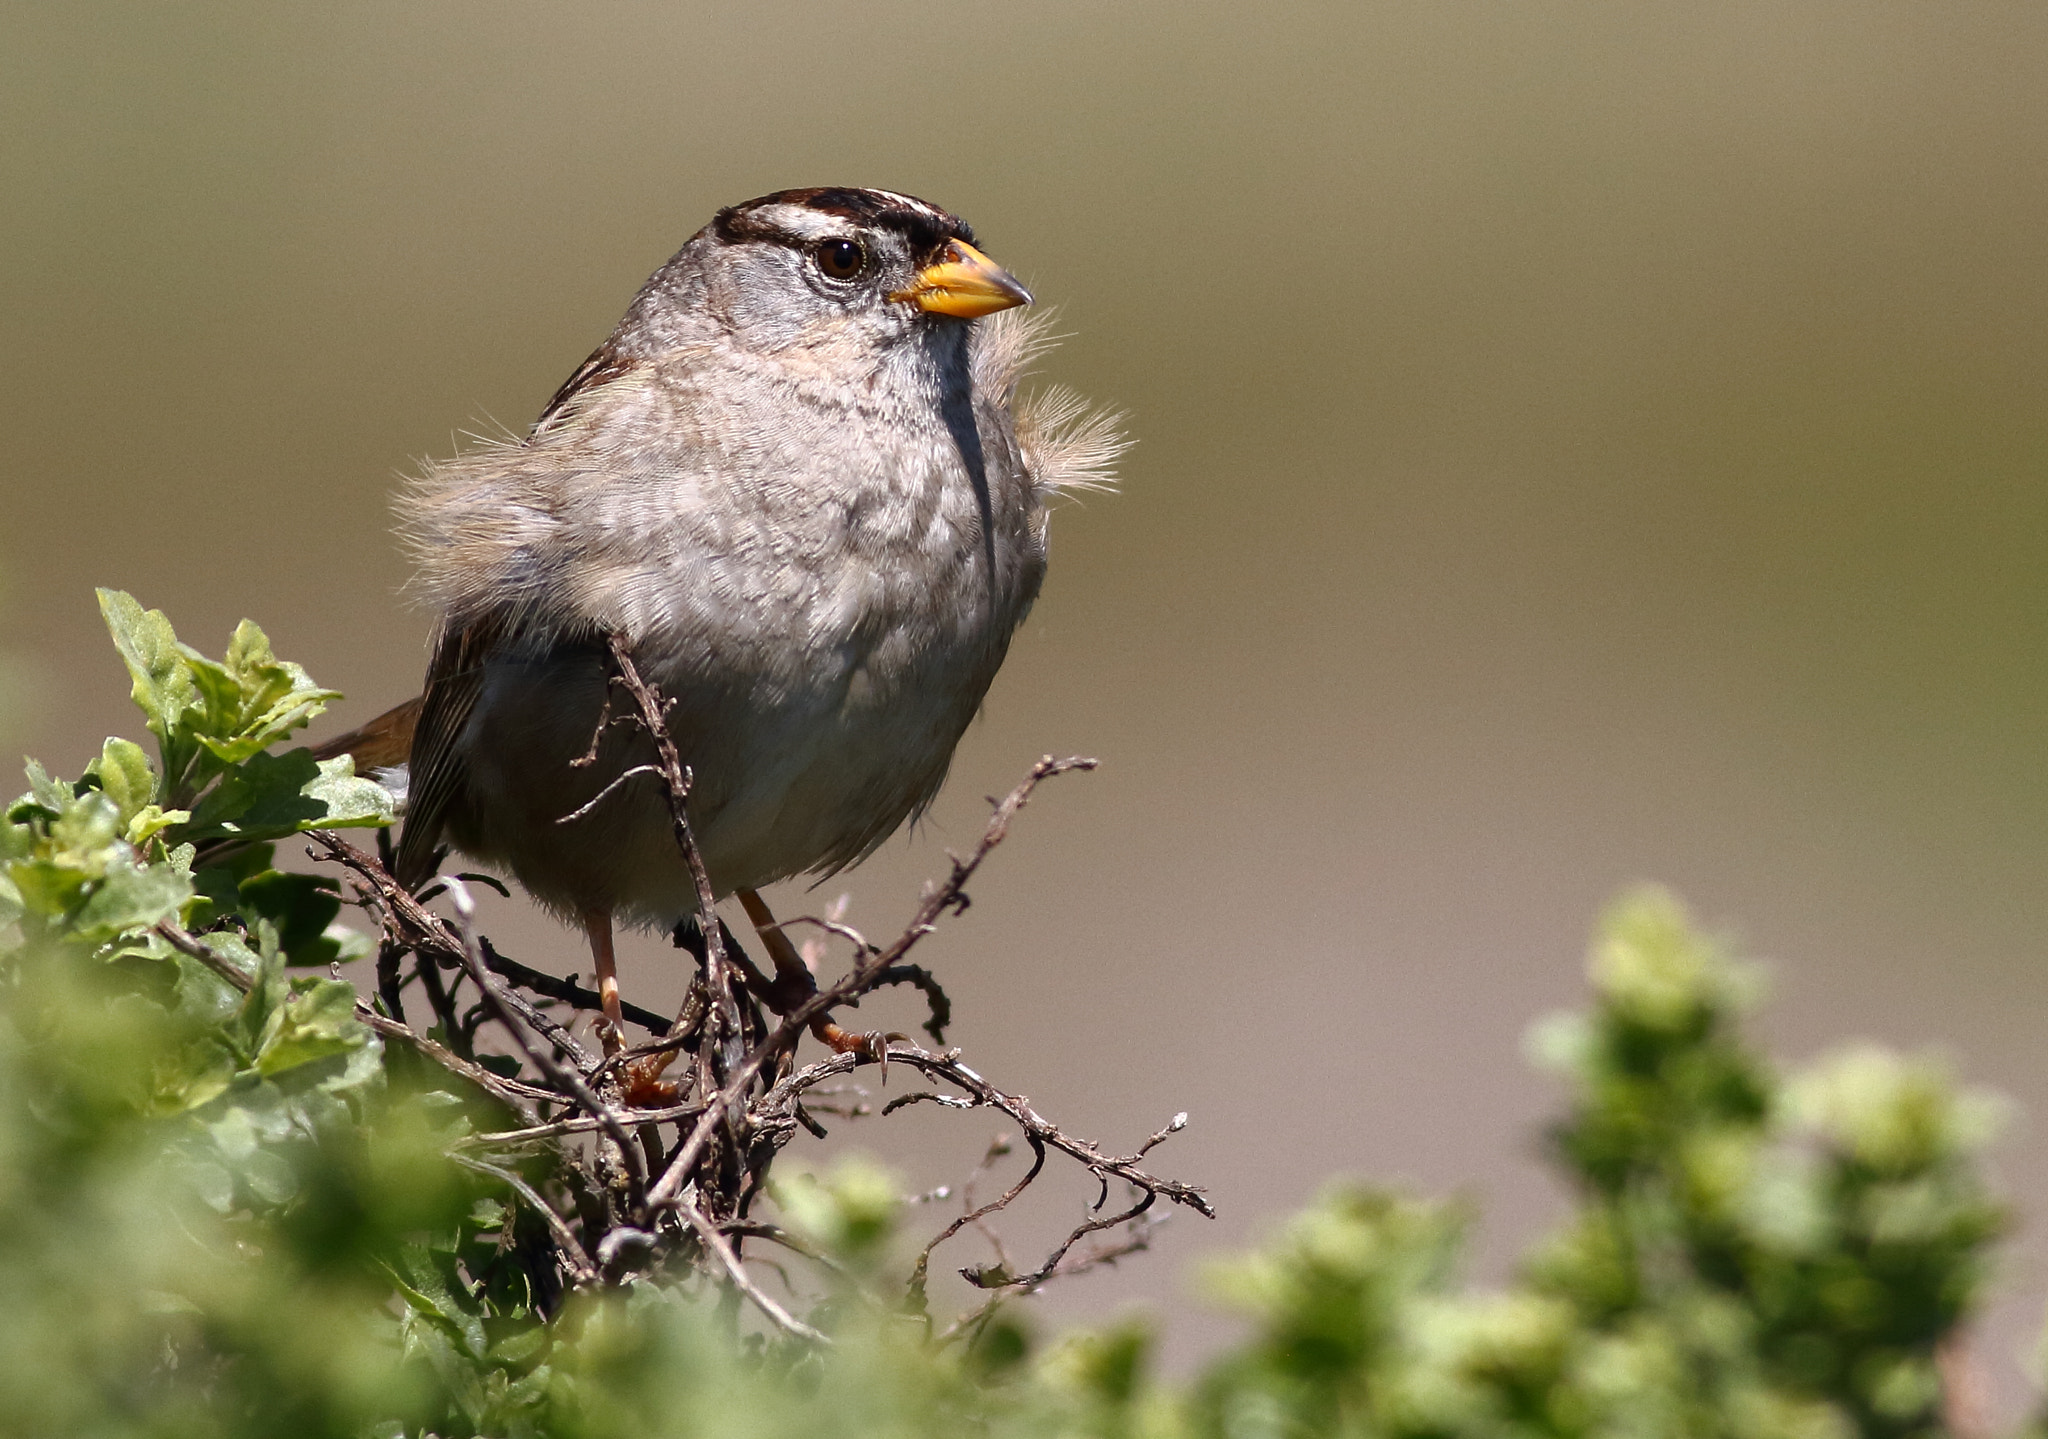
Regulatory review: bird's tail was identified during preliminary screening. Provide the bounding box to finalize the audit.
[312,696,424,875]
[311,695,422,771]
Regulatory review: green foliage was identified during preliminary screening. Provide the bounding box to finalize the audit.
[95,588,392,837]
[0,602,2027,1436]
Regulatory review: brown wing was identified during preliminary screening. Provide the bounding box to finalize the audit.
[529,339,636,439]
[392,615,506,889]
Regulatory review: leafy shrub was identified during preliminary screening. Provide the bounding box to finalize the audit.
[0,594,2023,1437]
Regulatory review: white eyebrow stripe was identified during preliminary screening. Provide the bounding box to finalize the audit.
[867,189,944,219]
[753,204,860,242]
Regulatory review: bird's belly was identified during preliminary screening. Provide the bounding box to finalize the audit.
[689,660,980,891]
[447,603,1004,930]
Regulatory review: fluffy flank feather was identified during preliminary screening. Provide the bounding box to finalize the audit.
[1018,385,1128,500]
[972,304,1065,396]
[977,307,1129,503]
[398,442,529,622]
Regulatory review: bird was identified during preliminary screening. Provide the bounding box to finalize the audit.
[316,186,1122,1055]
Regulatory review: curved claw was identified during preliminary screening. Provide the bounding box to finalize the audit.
[812,1020,910,1075]
[622,1061,681,1107]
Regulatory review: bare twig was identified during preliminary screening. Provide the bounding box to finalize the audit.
[601,636,743,1069]
[480,938,672,1036]
[754,1039,1207,1302]
[411,946,467,1055]
[462,1101,707,1148]
[448,1152,598,1286]
[720,1221,855,1284]
[1129,1112,1191,1163]
[647,757,1104,1216]
[674,1192,828,1343]
[556,764,664,825]
[375,935,407,1025]
[912,1138,1044,1297]
[1007,1191,1158,1290]
[763,911,874,956]
[443,879,646,1199]
[310,834,614,1074]
[767,1044,1209,1219]
[937,1207,1163,1345]
[760,917,952,1043]
[873,964,952,1043]
[959,1135,1020,1276]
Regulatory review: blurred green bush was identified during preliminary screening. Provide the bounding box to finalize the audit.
[0,594,2024,1437]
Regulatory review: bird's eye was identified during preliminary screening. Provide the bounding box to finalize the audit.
[814,238,866,281]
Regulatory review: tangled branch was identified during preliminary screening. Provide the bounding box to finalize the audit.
[285,645,1207,1340]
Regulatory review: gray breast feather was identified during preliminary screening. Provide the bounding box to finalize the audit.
[394,308,1122,928]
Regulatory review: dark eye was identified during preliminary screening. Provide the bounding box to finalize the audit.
[814,238,866,281]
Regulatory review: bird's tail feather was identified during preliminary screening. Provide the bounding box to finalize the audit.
[311,695,422,771]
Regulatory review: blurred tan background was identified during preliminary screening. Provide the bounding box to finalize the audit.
[6,0,2048,1410]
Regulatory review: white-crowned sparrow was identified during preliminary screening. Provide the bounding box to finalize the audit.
[319,187,1120,1046]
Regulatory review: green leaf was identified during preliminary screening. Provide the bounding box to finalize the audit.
[256,976,370,1076]
[183,749,321,838]
[185,1160,236,1214]
[325,921,375,967]
[301,756,399,829]
[487,1324,548,1367]
[236,870,342,963]
[71,852,193,943]
[125,805,190,846]
[773,1157,904,1267]
[177,969,244,1028]
[186,619,340,765]
[97,589,200,786]
[1787,1046,2004,1173]
[5,859,86,917]
[7,789,122,916]
[22,757,72,816]
[387,1244,490,1362]
[469,1197,509,1229]
[182,653,251,753]
[48,787,122,860]
[318,1036,384,1100]
[92,737,160,832]
[181,750,396,842]
[216,928,281,1063]
[241,1148,300,1206]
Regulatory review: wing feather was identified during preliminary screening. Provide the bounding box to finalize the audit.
[392,615,505,888]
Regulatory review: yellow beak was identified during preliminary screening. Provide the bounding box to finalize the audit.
[890,238,1032,318]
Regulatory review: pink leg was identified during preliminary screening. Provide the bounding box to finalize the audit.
[581,908,623,1056]
[735,888,884,1058]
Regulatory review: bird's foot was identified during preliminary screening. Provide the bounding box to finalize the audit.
[621,1058,681,1107]
[811,1018,906,1063]
[758,963,817,1017]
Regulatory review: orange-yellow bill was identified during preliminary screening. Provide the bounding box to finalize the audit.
[890,238,1032,318]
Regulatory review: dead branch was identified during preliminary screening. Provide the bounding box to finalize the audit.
[601,635,744,1071]
[675,1191,828,1343]
[442,878,647,1201]
[298,650,1202,1334]
[448,1152,599,1287]
[645,754,1105,1218]
[750,1039,1208,1304]
[938,1206,1163,1345]
[309,833,608,1071]
[480,937,673,1036]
